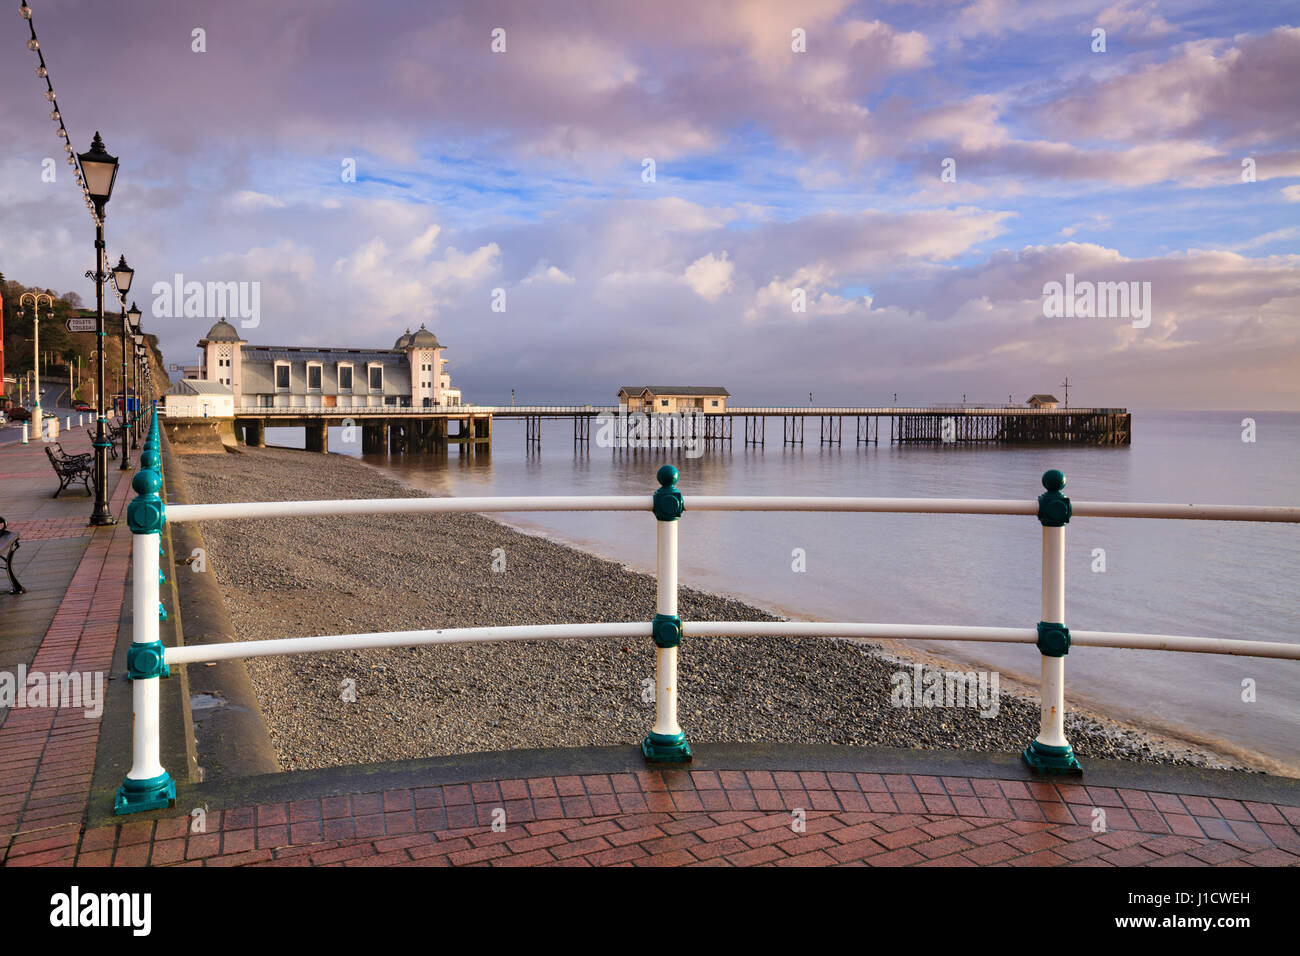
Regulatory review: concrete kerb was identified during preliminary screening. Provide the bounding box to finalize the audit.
[157,435,279,781]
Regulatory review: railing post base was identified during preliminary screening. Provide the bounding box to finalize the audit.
[642,731,692,763]
[113,772,176,815]
[1022,740,1082,776]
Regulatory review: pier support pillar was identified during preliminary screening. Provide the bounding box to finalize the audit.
[242,420,265,447]
[305,421,328,454]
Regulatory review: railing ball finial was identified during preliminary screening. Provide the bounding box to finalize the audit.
[1037,468,1071,527]
[126,467,166,535]
[652,464,684,521]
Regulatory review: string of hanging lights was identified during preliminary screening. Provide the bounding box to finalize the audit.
[18,1,102,226]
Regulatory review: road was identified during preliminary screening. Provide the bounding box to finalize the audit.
[0,382,84,448]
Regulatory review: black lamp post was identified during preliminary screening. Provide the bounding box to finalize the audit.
[78,132,118,525]
[129,308,143,448]
[112,255,135,469]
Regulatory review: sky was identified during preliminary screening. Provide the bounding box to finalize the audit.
[1,0,1297,409]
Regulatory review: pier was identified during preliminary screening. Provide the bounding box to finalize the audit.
[223,404,1131,454]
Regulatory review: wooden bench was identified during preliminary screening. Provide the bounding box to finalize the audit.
[0,517,23,595]
[45,445,96,498]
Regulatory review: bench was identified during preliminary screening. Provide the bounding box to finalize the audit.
[52,441,92,466]
[0,517,23,594]
[88,426,117,460]
[45,445,96,498]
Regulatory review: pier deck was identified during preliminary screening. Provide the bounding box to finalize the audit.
[220,405,1132,454]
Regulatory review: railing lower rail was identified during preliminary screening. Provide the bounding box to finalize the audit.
[113,438,1300,813]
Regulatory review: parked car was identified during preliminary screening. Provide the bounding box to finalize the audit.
[6,406,31,422]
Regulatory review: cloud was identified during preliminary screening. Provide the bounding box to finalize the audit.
[1096,1,1176,39]
[228,190,286,211]
[1038,28,1300,147]
[683,251,735,300]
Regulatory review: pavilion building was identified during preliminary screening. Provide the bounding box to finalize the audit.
[195,319,462,409]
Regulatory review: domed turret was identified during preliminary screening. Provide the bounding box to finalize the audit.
[203,318,242,342]
[408,323,442,349]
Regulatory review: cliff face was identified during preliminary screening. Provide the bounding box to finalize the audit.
[0,276,171,403]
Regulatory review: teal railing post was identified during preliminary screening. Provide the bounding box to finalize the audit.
[1023,469,1082,775]
[642,465,692,762]
[113,456,176,814]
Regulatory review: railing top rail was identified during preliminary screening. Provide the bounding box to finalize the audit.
[163,495,1300,524]
[160,619,1300,667]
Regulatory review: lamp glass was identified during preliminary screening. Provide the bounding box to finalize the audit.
[77,133,118,203]
[112,255,134,294]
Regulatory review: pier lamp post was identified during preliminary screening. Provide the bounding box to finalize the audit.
[78,132,119,525]
[112,256,135,469]
[17,293,53,437]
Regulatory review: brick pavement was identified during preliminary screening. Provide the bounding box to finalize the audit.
[53,766,1300,867]
[0,429,133,866]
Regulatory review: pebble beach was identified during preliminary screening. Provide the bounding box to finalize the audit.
[176,446,1244,773]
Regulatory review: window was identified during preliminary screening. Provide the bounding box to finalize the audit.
[275,364,290,390]
[338,365,352,390]
[661,399,669,407]
[711,400,719,407]
[369,365,383,390]
[307,365,322,390]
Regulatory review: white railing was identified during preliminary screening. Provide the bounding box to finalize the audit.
[114,457,1299,813]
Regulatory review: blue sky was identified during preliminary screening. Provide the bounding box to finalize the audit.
[1,0,1297,408]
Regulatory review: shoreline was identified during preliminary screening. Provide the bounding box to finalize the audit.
[177,445,1266,776]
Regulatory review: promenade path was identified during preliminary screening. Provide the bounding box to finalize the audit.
[1,431,1298,867]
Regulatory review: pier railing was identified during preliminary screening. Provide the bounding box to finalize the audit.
[227,404,1128,416]
[113,418,1300,813]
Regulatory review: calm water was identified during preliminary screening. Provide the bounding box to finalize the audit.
[266,411,1300,774]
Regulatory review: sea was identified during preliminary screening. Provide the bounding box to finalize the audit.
[264,410,1300,775]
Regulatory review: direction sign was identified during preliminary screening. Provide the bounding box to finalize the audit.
[65,317,97,333]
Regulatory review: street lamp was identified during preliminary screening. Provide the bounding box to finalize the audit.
[78,131,118,525]
[129,304,142,447]
[111,255,135,469]
[17,292,54,436]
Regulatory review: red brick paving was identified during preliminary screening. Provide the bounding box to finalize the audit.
[10,517,98,540]
[2,765,1283,868]
[0,471,134,867]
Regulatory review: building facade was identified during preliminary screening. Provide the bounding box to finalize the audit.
[163,379,235,417]
[196,319,462,409]
[1026,394,1060,409]
[618,386,729,413]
